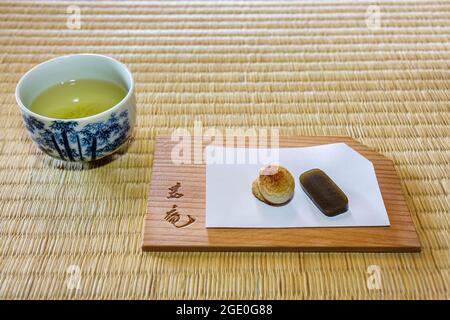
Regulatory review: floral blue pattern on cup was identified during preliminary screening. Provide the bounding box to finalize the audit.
[22,110,131,161]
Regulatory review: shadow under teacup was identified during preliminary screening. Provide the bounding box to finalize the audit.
[15,54,136,162]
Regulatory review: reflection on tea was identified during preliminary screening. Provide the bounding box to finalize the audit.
[30,79,127,119]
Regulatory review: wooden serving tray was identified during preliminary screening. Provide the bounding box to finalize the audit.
[143,136,421,252]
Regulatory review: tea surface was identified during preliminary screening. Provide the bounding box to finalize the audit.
[30,79,127,119]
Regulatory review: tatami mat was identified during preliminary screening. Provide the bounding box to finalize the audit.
[0,0,448,299]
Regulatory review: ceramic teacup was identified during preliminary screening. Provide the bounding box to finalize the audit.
[15,54,136,162]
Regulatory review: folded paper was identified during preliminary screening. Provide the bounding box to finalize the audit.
[205,143,390,228]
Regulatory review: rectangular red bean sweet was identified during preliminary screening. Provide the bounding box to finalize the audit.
[299,169,349,217]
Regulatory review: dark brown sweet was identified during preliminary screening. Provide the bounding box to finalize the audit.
[299,169,348,217]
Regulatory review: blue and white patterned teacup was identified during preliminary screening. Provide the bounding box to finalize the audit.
[15,54,136,162]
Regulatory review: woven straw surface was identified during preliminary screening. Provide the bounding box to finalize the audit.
[0,0,449,299]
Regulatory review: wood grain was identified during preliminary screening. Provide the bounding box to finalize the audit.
[143,136,421,252]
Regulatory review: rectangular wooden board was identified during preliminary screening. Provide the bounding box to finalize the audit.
[143,136,421,252]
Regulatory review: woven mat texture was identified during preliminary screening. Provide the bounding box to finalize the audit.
[0,0,449,299]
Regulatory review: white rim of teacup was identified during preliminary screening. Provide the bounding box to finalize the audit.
[15,53,134,122]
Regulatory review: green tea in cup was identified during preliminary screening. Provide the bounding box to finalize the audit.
[30,78,127,119]
[16,54,136,162]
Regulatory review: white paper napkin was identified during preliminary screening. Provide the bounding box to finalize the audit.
[205,143,390,228]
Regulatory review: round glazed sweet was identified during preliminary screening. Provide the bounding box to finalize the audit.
[252,178,269,204]
[254,165,295,205]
